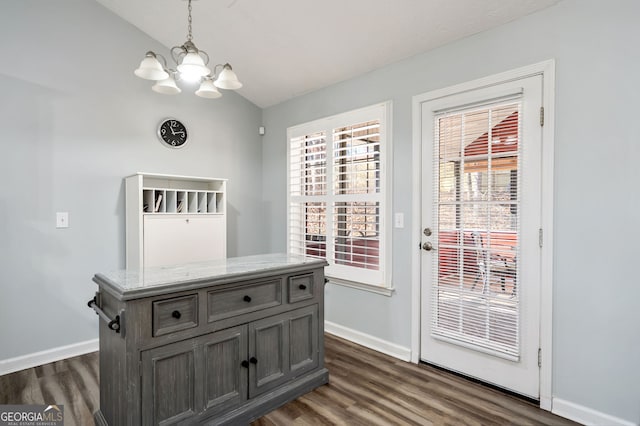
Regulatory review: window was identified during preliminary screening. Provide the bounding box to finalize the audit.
[288,102,392,290]
[434,101,522,358]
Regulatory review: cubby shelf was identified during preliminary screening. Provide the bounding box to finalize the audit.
[126,173,227,269]
[142,189,224,214]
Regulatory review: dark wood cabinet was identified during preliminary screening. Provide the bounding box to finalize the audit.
[92,254,328,426]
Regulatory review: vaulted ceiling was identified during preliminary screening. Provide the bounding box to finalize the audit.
[95,0,562,108]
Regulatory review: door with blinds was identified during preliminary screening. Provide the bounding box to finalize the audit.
[419,75,542,398]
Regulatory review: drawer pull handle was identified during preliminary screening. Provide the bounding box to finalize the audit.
[249,357,258,364]
[243,295,252,303]
[298,284,307,290]
[241,360,249,368]
[172,310,182,319]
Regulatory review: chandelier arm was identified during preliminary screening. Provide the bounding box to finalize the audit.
[199,50,210,67]
[170,46,186,66]
[211,63,225,78]
[152,52,169,70]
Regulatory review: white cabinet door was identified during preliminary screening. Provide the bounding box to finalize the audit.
[144,215,226,268]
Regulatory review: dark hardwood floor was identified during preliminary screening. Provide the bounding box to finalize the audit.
[0,334,576,425]
[0,350,99,426]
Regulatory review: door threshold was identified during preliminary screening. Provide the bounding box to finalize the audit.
[419,360,540,406]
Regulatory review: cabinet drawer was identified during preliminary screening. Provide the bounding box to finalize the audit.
[208,279,282,322]
[153,294,199,337]
[288,274,314,303]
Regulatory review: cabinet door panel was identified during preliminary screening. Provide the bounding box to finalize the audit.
[203,325,248,413]
[289,305,319,375]
[141,340,199,426]
[248,305,320,398]
[143,215,225,268]
[249,316,288,398]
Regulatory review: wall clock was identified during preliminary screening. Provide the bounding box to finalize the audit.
[157,118,188,148]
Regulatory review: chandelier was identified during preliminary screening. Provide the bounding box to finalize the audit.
[134,0,242,99]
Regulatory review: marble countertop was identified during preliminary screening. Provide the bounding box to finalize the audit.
[93,253,327,300]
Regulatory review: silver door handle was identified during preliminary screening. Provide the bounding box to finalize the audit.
[422,242,436,251]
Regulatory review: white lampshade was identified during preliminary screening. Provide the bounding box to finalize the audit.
[177,52,211,82]
[134,53,168,81]
[195,79,222,99]
[214,64,242,90]
[152,75,181,95]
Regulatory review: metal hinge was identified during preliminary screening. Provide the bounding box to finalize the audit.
[538,348,542,368]
[540,106,544,127]
[539,228,543,248]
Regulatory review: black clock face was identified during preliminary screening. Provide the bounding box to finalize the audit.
[158,119,188,148]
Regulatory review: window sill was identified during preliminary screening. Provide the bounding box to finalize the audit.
[326,276,395,297]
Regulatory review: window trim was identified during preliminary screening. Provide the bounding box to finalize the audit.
[287,101,393,293]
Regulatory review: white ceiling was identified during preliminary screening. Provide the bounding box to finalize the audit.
[95,0,561,108]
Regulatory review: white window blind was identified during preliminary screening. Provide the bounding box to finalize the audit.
[432,100,522,359]
[288,103,390,288]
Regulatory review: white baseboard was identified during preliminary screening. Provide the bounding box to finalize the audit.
[540,396,552,411]
[325,320,411,362]
[0,339,99,376]
[553,398,638,426]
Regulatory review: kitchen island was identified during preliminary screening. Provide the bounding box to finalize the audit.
[90,253,329,425]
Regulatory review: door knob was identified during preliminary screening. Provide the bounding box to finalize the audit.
[422,242,435,251]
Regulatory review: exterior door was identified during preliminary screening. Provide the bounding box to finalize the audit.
[419,75,542,398]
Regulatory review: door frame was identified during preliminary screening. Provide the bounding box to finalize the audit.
[410,60,555,410]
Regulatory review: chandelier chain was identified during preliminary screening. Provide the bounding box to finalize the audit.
[187,0,193,41]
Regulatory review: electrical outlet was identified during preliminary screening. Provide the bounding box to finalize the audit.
[56,212,69,228]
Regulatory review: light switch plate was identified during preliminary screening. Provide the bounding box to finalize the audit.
[394,213,404,228]
[56,212,69,228]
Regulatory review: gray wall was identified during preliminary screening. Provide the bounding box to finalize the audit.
[262,0,640,423]
[2,0,639,423]
[0,1,264,360]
